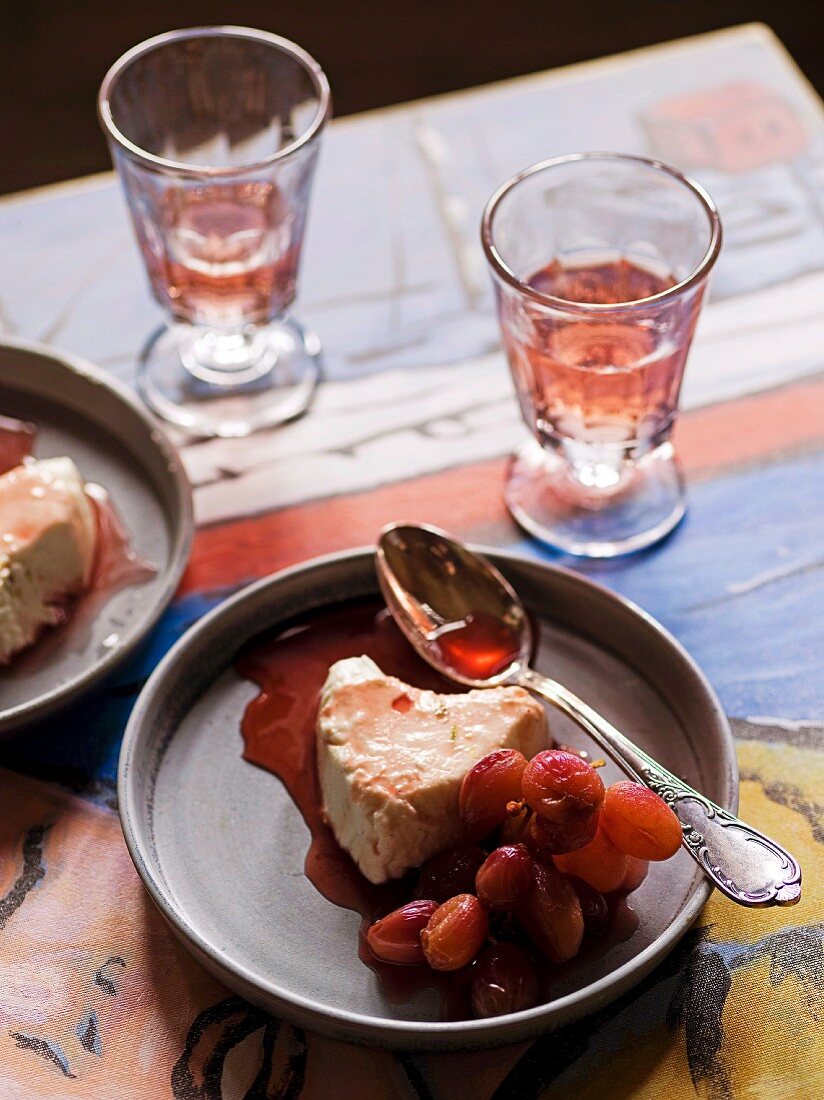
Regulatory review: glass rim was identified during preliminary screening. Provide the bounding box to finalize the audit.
[480,152,723,314]
[98,25,331,177]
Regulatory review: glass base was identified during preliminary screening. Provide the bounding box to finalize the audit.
[137,317,321,438]
[505,437,686,558]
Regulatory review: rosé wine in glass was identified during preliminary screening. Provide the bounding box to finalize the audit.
[506,258,703,474]
[136,181,306,328]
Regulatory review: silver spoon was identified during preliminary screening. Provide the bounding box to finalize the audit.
[376,522,801,908]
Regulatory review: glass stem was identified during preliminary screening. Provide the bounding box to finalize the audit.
[180,324,278,387]
[562,438,629,492]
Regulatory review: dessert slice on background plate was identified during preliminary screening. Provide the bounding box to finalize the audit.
[0,457,97,664]
[317,655,548,883]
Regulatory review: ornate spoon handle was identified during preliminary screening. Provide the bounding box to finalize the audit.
[519,667,802,907]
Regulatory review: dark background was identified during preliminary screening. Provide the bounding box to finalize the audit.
[1,1,822,196]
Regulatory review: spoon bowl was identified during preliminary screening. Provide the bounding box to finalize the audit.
[377,522,531,686]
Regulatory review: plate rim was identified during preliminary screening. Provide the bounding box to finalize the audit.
[119,544,737,1050]
[0,335,194,732]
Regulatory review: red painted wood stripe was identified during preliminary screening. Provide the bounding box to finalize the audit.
[180,457,512,595]
[675,376,824,476]
[179,377,824,595]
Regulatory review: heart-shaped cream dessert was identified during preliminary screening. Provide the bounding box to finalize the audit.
[317,656,548,883]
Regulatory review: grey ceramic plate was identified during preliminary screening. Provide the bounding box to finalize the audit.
[0,337,193,734]
[119,547,736,1051]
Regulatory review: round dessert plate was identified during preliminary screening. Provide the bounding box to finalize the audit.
[119,546,736,1050]
[0,338,193,734]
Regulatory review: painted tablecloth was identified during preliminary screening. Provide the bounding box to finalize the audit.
[0,24,822,1100]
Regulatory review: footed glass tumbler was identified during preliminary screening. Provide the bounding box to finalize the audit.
[482,153,721,557]
[99,26,330,437]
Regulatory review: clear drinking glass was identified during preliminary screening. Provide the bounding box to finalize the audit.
[99,27,331,437]
[481,153,721,557]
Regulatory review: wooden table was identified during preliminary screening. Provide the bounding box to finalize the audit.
[0,23,822,1099]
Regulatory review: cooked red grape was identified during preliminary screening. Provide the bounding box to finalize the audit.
[366,900,438,965]
[518,861,584,963]
[523,805,600,857]
[475,845,534,911]
[470,942,540,1018]
[600,782,682,861]
[567,876,610,935]
[554,826,629,894]
[616,856,649,895]
[522,750,604,827]
[421,894,488,971]
[459,749,528,839]
[417,845,486,902]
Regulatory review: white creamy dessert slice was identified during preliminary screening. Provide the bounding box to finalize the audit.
[0,457,97,664]
[317,655,548,883]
